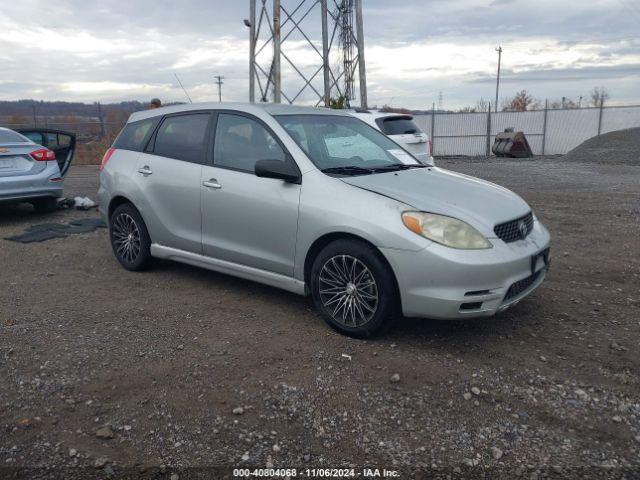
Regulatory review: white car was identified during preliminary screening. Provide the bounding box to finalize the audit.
[349,109,434,166]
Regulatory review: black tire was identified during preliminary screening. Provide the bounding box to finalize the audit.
[31,197,58,213]
[109,203,153,271]
[310,239,399,338]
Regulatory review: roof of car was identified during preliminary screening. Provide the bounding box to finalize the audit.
[128,102,352,123]
[349,110,413,120]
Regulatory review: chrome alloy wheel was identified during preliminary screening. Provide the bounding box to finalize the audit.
[318,255,379,327]
[111,213,141,264]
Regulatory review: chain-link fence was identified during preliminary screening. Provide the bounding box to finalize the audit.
[413,104,640,156]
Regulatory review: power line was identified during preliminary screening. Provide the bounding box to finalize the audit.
[214,75,225,102]
[174,73,193,104]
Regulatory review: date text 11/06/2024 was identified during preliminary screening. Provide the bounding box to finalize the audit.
[233,468,400,477]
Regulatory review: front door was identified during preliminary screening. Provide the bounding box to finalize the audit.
[201,112,300,276]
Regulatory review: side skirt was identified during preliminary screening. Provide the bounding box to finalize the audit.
[150,244,307,296]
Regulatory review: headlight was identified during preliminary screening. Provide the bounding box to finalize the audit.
[402,211,492,249]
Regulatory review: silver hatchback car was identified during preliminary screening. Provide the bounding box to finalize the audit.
[98,103,550,337]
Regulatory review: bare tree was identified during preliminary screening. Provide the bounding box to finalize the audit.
[549,97,579,109]
[457,98,490,113]
[475,98,490,112]
[590,87,609,107]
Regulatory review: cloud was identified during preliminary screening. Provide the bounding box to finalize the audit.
[0,1,638,108]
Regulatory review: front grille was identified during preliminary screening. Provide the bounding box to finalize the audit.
[494,212,534,243]
[504,271,540,302]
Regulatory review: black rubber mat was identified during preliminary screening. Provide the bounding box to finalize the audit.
[5,218,107,243]
[5,229,69,243]
[70,218,107,228]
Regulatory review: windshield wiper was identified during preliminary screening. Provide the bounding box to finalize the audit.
[321,166,374,175]
[371,164,428,172]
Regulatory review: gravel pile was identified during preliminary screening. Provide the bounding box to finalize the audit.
[562,127,640,165]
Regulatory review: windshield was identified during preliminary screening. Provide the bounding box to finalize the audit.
[275,114,419,174]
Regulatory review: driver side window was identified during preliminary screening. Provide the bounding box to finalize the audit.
[214,113,285,173]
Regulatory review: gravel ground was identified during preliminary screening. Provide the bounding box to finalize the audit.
[1,156,639,479]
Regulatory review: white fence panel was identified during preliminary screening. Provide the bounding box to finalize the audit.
[601,106,640,134]
[545,108,599,154]
[414,105,640,156]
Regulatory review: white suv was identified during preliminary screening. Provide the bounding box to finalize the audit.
[349,110,434,166]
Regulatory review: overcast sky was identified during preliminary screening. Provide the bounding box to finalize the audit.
[0,0,639,109]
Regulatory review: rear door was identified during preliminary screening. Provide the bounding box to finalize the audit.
[18,129,76,176]
[134,112,212,254]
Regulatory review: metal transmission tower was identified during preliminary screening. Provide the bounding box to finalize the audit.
[336,0,355,103]
[247,0,367,107]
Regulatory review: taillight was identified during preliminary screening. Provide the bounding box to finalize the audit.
[30,148,56,162]
[428,140,433,156]
[100,148,116,171]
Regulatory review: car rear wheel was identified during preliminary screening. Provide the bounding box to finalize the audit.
[31,197,58,213]
[310,239,398,338]
[109,203,152,271]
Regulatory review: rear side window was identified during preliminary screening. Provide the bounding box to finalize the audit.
[0,129,29,143]
[376,117,422,135]
[152,114,210,164]
[113,117,160,152]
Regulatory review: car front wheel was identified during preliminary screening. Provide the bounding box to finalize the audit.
[310,239,398,338]
[109,203,152,271]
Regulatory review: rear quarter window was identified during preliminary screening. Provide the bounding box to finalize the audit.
[376,117,422,135]
[113,117,160,152]
[0,129,30,144]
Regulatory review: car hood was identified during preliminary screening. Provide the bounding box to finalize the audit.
[340,167,530,236]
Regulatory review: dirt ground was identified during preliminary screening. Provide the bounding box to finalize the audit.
[1,157,639,479]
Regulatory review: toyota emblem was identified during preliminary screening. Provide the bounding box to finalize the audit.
[518,220,528,239]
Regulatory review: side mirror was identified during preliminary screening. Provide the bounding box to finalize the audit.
[255,158,301,184]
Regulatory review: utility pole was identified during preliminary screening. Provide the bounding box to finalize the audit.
[494,46,502,113]
[97,102,105,138]
[214,75,225,102]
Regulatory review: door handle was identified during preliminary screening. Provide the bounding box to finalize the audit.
[137,166,153,176]
[203,179,222,189]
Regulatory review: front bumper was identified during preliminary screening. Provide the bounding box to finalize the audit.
[381,220,551,319]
